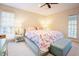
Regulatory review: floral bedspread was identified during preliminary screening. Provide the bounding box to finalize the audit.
[25,30,64,52]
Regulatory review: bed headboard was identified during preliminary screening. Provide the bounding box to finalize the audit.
[26,25,43,32]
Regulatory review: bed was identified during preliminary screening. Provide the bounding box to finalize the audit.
[24,30,64,56]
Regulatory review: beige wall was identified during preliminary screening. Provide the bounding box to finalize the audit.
[47,7,79,39]
[0,4,45,31]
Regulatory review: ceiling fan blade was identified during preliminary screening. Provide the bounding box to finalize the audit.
[50,3,59,4]
[47,4,51,8]
[40,3,47,7]
[40,3,58,8]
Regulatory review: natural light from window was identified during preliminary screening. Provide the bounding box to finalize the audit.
[68,15,77,38]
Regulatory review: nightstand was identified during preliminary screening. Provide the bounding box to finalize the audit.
[15,35,25,42]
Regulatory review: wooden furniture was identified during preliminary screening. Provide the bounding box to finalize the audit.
[15,35,25,42]
[0,35,6,39]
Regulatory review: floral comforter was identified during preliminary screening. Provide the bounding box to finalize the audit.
[25,30,64,52]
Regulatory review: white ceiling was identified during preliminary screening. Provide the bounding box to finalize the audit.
[3,3,79,16]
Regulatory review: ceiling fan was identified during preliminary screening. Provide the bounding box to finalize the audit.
[40,3,58,8]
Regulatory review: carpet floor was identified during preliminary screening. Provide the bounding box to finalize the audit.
[7,42,79,56]
[8,42,35,56]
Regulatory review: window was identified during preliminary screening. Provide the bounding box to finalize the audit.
[68,15,77,38]
[0,12,15,38]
